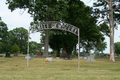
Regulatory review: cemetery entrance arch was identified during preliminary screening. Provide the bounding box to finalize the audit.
[28,21,80,68]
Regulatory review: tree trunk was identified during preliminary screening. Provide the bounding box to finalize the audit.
[56,49,60,57]
[42,30,49,57]
[109,1,115,62]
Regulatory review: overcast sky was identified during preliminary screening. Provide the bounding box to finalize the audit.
[0,0,120,53]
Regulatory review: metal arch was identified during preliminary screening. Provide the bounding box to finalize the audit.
[30,21,78,36]
[28,21,80,69]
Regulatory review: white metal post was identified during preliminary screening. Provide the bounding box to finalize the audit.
[78,28,80,69]
[27,27,30,68]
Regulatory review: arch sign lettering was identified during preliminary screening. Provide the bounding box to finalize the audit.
[30,21,78,36]
[28,21,80,69]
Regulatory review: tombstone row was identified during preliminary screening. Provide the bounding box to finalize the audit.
[0,52,11,58]
[79,56,95,61]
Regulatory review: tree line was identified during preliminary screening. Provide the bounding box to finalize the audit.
[0,17,42,54]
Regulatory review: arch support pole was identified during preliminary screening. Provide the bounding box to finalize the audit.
[78,28,80,69]
[27,27,30,68]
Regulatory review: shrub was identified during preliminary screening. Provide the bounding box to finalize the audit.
[12,44,20,53]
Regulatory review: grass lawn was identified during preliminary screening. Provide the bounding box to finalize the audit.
[0,55,120,80]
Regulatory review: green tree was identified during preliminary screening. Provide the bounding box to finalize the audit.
[0,17,9,53]
[39,0,107,54]
[37,43,44,52]
[6,0,68,56]
[0,17,8,42]
[6,0,68,22]
[93,0,120,61]
[49,32,78,57]
[98,22,110,37]
[0,41,2,53]
[114,42,120,55]
[64,0,106,53]
[29,41,38,54]
[6,0,108,55]
[49,32,63,57]
[94,41,107,53]
[93,23,109,53]
[8,27,28,54]
[12,44,20,53]
[62,33,78,55]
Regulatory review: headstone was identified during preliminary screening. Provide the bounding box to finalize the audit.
[36,51,42,57]
[13,51,20,56]
[62,54,72,60]
[84,53,90,57]
[61,50,72,60]
[0,55,3,57]
[104,54,107,57]
[25,54,31,59]
[67,55,72,60]
[14,53,18,56]
[21,52,23,55]
[118,54,120,56]
[79,57,83,59]
[17,51,20,55]
[46,57,53,62]
[114,53,118,57]
[95,54,100,57]
[84,57,87,59]
[99,53,105,57]
[74,53,78,56]
[5,52,11,58]
[56,57,59,59]
[50,52,54,56]
[71,54,76,58]
[60,53,65,58]
[30,53,34,57]
[80,52,85,56]
[86,56,95,61]
[62,50,67,59]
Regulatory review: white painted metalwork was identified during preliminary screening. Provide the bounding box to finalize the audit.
[27,27,30,68]
[29,21,80,69]
[30,21,78,36]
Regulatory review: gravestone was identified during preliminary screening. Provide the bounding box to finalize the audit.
[99,53,105,57]
[60,53,65,58]
[86,56,95,61]
[14,53,18,56]
[30,53,34,57]
[17,51,20,55]
[21,52,23,55]
[14,51,20,56]
[63,55,72,60]
[46,57,53,62]
[56,57,59,59]
[84,57,87,59]
[0,55,3,57]
[25,54,31,59]
[84,53,90,57]
[95,54,100,57]
[114,53,118,57]
[71,54,76,58]
[36,51,42,57]
[50,52,54,56]
[80,52,85,56]
[5,52,11,58]
[67,55,72,60]
[118,54,120,56]
[79,57,83,59]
